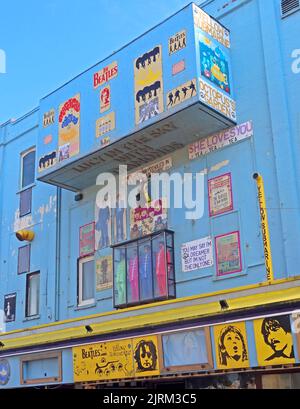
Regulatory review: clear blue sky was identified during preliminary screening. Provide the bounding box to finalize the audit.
[0,0,204,124]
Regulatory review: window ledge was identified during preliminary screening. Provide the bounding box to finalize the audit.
[23,314,40,322]
[17,183,36,194]
[74,302,96,311]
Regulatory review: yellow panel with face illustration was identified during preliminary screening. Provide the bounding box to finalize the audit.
[214,321,250,369]
[132,336,160,377]
[253,315,295,366]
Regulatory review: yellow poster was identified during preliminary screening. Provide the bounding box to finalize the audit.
[134,45,164,125]
[166,79,197,109]
[214,322,250,369]
[132,336,160,377]
[96,255,113,291]
[73,339,134,382]
[73,335,160,382]
[58,94,80,162]
[95,112,115,139]
[254,315,295,366]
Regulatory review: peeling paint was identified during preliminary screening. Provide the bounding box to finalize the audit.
[37,195,57,223]
[209,160,229,173]
[13,210,33,233]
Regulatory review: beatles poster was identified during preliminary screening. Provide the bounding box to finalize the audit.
[79,222,95,258]
[95,201,112,250]
[96,255,113,291]
[73,336,160,382]
[181,236,213,272]
[100,85,111,113]
[253,315,295,366]
[188,121,253,160]
[4,293,16,323]
[208,173,233,217]
[38,150,57,173]
[214,321,250,369]
[58,94,80,162]
[95,112,115,139]
[215,231,242,276]
[134,45,164,125]
[113,201,127,244]
[199,33,231,94]
[130,198,167,239]
[166,79,197,109]
[168,30,186,55]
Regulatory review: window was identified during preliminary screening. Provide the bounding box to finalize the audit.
[26,272,40,317]
[19,188,32,217]
[78,256,95,306]
[18,244,30,274]
[281,0,300,17]
[113,230,175,308]
[21,148,36,189]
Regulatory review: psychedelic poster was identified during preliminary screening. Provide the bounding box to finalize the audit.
[134,45,164,125]
[215,231,242,276]
[253,315,295,366]
[58,94,80,162]
[130,198,167,239]
[96,255,113,291]
[214,322,250,369]
[199,33,231,94]
[208,173,233,217]
[79,222,95,258]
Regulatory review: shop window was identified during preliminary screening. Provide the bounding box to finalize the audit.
[78,256,95,306]
[113,230,175,308]
[20,352,62,385]
[18,244,30,274]
[25,272,40,317]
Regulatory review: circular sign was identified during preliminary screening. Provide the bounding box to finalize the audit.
[0,359,10,385]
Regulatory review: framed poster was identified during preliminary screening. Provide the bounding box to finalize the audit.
[58,94,80,162]
[213,321,250,369]
[208,173,233,217]
[79,222,95,258]
[4,293,16,323]
[96,255,113,291]
[95,201,112,250]
[181,236,213,272]
[254,315,295,366]
[215,231,242,276]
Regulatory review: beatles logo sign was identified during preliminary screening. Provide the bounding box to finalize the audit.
[43,109,55,127]
[93,61,118,89]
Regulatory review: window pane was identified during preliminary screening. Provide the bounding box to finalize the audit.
[139,239,153,301]
[20,188,32,217]
[153,236,168,298]
[114,248,126,306]
[27,273,40,316]
[163,330,208,367]
[18,245,30,274]
[127,244,139,303]
[82,260,94,301]
[22,150,36,188]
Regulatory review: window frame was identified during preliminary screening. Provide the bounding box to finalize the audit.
[18,244,31,274]
[25,271,40,318]
[77,255,95,307]
[20,147,36,191]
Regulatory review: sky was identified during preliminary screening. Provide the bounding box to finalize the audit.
[0,0,204,124]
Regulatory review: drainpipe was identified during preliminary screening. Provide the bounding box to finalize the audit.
[253,173,274,283]
[55,186,62,321]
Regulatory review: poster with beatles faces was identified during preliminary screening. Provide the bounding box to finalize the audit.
[134,45,164,125]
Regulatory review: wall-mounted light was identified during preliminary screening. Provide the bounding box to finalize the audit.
[85,325,93,333]
[219,299,229,310]
[15,230,35,242]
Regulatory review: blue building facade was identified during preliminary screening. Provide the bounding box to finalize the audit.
[0,0,300,389]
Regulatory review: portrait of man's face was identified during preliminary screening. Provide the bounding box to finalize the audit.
[139,343,153,369]
[223,331,243,360]
[266,325,290,352]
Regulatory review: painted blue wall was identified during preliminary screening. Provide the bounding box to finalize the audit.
[0,0,300,386]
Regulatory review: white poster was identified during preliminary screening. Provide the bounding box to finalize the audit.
[181,236,213,272]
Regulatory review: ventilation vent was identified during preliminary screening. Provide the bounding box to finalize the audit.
[281,0,300,17]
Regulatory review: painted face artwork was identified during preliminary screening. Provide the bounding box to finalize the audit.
[134,340,158,372]
[214,322,250,369]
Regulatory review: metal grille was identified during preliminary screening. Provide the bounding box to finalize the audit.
[281,0,300,17]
